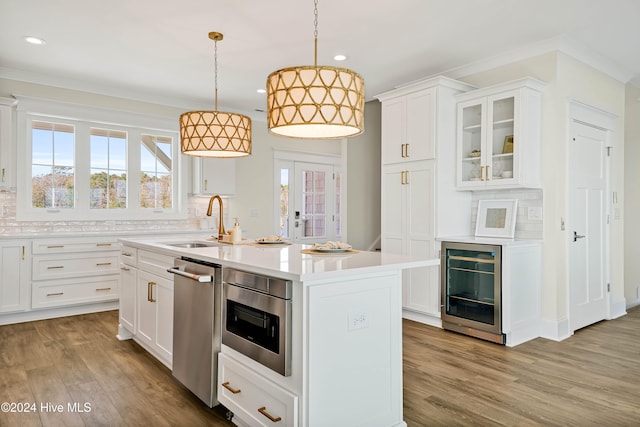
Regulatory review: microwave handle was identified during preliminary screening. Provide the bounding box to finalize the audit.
[167,268,212,283]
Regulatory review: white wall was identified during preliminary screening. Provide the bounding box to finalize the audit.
[624,84,640,307]
[346,101,381,251]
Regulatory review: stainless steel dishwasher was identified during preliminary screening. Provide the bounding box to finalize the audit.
[167,257,222,407]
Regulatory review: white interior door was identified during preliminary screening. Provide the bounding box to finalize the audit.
[568,121,609,332]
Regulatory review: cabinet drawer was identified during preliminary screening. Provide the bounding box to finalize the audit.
[138,250,174,280]
[32,238,119,254]
[32,275,120,309]
[120,246,138,267]
[33,253,120,280]
[218,353,298,427]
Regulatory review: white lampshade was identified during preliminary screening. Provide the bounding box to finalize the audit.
[266,65,364,139]
[180,110,251,157]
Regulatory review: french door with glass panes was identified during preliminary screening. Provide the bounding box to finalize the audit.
[276,160,343,244]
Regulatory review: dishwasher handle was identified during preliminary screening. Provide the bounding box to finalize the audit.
[167,267,212,283]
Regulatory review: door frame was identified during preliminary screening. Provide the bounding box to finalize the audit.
[273,150,345,243]
[566,100,617,333]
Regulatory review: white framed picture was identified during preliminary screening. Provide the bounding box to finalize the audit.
[475,199,518,238]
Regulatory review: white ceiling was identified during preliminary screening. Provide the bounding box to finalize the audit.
[1,0,639,118]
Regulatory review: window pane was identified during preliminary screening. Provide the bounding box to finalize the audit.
[279,168,289,238]
[140,134,173,209]
[31,121,75,209]
[90,128,127,209]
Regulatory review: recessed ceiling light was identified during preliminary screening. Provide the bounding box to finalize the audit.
[333,54,347,61]
[257,89,266,94]
[25,36,46,45]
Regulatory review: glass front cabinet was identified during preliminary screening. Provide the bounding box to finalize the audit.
[441,241,504,344]
[455,77,544,190]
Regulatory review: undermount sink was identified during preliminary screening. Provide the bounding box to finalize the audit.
[163,241,218,248]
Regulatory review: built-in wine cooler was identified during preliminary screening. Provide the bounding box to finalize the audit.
[441,241,505,344]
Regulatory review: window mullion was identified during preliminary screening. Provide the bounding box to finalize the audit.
[75,123,90,212]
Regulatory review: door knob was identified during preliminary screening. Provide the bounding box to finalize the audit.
[573,231,586,242]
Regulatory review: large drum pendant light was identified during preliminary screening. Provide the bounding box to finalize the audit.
[266,0,365,139]
[180,32,252,157]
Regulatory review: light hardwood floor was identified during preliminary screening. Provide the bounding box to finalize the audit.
[1,308,639,426]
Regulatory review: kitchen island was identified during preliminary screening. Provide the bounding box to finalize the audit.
[118,235,429,427]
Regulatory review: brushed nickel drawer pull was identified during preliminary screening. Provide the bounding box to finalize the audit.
[96,287,111,291]
[96,243,112,247]
[258,407,282,423]
[46,292,64,297]
[96,262,112,266]
[221,382,241,394]
[47,266,64,269]
[47,245,64,249]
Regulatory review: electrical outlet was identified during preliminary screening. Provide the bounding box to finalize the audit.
[527,207,543,220]
[348,312,368,331]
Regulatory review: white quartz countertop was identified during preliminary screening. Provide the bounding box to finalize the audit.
[119,235,433,282]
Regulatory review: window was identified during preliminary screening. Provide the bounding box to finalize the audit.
[90,128,127,209]
[31,121,75,209]
[16,96,183,221]
[279,168,290,238]
[140,134,172,209]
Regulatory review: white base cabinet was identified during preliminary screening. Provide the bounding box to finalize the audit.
[0,240,30,313]
[218,353,298,427]
[118,246,174,368]
[219,271,406,427]
[31,237,120,309]
[117,245,137,338]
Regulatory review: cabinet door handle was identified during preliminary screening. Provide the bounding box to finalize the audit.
[46,292,64,297]
[1,167,4,182]
[47,265,64,269]
[405,143,409,158]
[148,281,156,302]
[405,170,409,185]
[22,246,25,260]
[96,243,112,247]
[204,179,208,192]
[122,252,132,257]
[221,382,241,394]
[96,262,112,266]
[480,166,485,181]
[96,287,112,291]
[400,144,405,158]
[258,406,282,423]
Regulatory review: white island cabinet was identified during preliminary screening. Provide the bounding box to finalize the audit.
[118,237,427,427]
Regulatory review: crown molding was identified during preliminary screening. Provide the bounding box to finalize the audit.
[0,66,265,122]
[443,35,636,85]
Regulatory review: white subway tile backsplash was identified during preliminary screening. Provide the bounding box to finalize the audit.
[0,190,202,236]
[471,189,543,240]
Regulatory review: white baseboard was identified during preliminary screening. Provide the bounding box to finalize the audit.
[402,310,442,329]
[539,316,572,342]
[0,301,118,326]
[609,295,627,319]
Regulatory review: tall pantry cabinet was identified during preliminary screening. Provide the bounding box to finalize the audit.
[376,77,474,326]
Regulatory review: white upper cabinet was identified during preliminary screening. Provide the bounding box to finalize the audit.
[192,157,236,195]
[0,97,17,189]
[456,77,544,190]
[381,89,436,164]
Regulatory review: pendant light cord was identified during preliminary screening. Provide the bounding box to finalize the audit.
[313,0,318,67]
[214,38,218,111]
